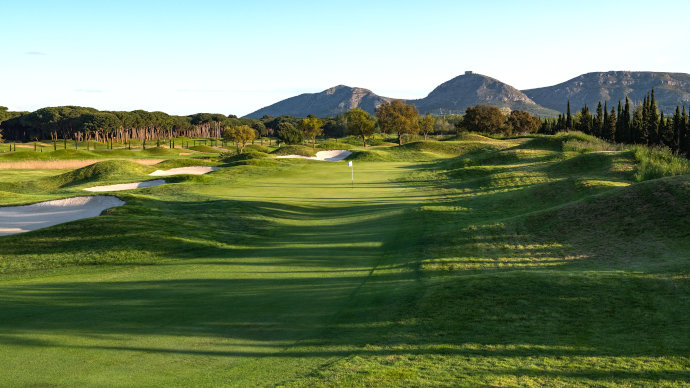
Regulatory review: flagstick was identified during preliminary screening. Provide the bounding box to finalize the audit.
[348,160,354,188]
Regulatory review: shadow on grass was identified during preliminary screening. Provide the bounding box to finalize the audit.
[0,149,688,384]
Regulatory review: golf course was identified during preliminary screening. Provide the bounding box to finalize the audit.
[0,132,688,386]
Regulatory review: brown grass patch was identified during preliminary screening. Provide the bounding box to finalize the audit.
[0,159,165,169]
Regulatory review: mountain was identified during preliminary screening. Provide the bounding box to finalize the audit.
[411,71,560,117]
[523,71,690,114]
[243,85,391,119]
[244,71,690,119]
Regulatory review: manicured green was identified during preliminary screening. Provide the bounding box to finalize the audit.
[0,133,688,386]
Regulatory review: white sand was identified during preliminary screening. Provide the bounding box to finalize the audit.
[84,179,167,192]
[149,166,220,176]
[0,196,125,236]
[276,150,352,161]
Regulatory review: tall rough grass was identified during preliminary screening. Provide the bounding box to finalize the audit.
[631,145,690,181]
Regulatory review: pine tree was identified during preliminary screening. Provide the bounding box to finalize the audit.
[566,100,572,130]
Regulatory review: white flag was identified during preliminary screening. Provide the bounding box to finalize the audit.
[348,161,353,167]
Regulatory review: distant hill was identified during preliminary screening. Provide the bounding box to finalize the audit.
[523,71,690,114]
[244,85,390,119]
[411,72,560,117]
[244,71,690,119]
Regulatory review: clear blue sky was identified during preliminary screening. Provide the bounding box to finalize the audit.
[2,0,688,116]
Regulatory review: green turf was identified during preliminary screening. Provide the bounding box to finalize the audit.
[271,145,317,157]
[0,133,688,386]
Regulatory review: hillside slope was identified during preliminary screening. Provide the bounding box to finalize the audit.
[244,85,391,118]
[412,72,560,117]
[523,71,690,113]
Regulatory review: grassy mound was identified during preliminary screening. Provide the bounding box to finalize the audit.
[543,151,634,178]
[517,132,612,152]
[220,150,270,164]
[0,149,100,161]
[398,140,491,155]
[52,160,155,187]
[271,145,316,157]
[139,146,180,156]
[514,174,690,271]
[631,145,690,181]
[317,141,355,150]
[244,144,271,153]
[188,145,222,153]
[347,141,499,162]
[338,136,385,147]
[153,158,220,169]
[441,132,495,142]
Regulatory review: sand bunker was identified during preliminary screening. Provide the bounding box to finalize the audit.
[275,150,352,161]
[0,196,125,236]
[149,166,220,176]
[84,179,167,192]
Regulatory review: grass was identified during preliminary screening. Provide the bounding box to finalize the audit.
[271,144,317,157]
[631,145,690,181]
[0,134,688,386]
[188,145,223,153]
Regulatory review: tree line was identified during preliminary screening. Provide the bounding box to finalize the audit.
[0,102,543,149]
[0,106,278,144]
[538,90,690,157]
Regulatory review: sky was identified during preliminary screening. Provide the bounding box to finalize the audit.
[2,0,689,116]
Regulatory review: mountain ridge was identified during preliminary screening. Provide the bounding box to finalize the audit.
[243,71,690,119]
[523,71,690,113]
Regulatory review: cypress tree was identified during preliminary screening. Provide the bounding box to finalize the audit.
[682,106,689,156]
[658,111,670,148]
[672,106,682,152]
[616,100,625,143]
[566,100,572,130]
[624,97,632,143]
[633,104,645,144]
[648,89,660,145]
[603,102,609,139]
[595,101,604,137]
[606,106,617,142]
[577,105,592,134]
[640,94,649,144]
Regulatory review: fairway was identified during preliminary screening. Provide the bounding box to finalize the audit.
[1,136,689,386]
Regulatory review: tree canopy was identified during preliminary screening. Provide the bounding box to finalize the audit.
[298,117,323,148]
[223,125,256,153]
[275,122,303,145]
[376,100,419,146]
[506,110,541,135]
[418,113,435,140]
[461,104,506,134]
[345,108,377,147]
